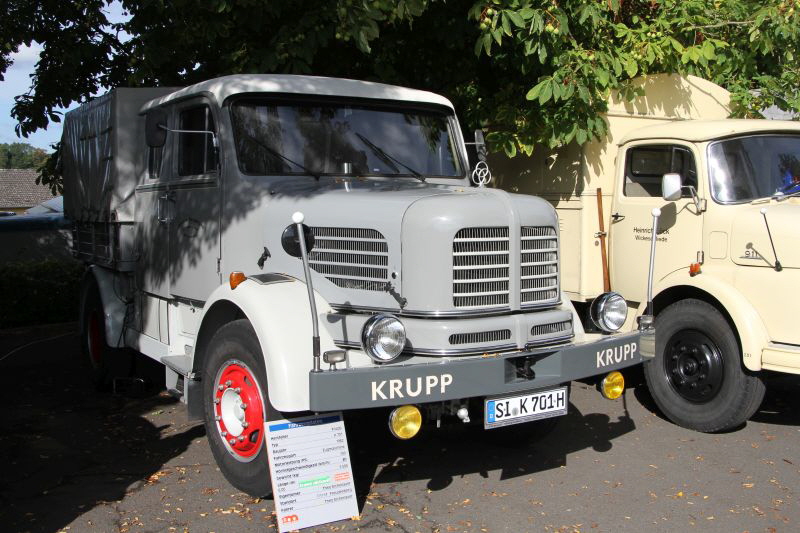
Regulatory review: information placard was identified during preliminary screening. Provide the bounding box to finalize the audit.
[265,413,359,532]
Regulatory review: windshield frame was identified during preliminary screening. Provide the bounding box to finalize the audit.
[225,94,468,180]
[706,132,800,205]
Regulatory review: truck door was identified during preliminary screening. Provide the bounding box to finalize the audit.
[168,101,223,301]
[609,143,704,305]
[136,125,172,298]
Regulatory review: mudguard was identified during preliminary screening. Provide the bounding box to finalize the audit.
[196,277,338,412]
[86,265,129,348]
[637,273,770,371]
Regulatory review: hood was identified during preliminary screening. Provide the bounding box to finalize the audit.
[731,200,800,269]
[261,180,559,314]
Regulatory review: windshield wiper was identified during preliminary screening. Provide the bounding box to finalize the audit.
[242,131,320,180]
[355,133,425,182]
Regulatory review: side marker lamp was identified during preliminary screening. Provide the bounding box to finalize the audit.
[229,271,247,290]
[389,405,422,439]
[689,262,701,276]
[601,371,625,400]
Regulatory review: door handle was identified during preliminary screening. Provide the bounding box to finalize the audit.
[611,212,625,222]
[157,191,175,224]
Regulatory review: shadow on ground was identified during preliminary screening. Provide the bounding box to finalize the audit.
[344,385,637,511]
[0,324,203,533]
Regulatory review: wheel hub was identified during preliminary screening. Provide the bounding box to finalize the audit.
[664,330,724,403]
[213,361,265,461]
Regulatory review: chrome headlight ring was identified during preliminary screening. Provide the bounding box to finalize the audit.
[361,314,406,363]
[590,292,628,333]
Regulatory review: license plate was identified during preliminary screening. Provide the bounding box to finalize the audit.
[484,386,568,429]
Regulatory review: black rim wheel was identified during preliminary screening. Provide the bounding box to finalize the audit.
[663,329,724,403]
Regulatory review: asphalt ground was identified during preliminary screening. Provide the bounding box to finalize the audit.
[1,323,798,533]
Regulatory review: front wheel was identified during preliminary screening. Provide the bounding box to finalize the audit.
[643,299,765,432]
[202,319,276,497]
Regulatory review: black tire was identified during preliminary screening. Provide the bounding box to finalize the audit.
[644,299,765,432]
[202,319,277,497]
[80,282,132,390]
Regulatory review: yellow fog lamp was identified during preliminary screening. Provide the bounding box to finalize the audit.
[388,405,422,440]
[601,371,625,400]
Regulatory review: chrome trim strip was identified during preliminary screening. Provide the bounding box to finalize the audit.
[330,300,563,317]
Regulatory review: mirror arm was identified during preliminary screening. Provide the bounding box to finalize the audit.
[681,185,706,212]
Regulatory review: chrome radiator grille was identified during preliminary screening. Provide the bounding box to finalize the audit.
[520,226,559,306]
[452,227,510,309]
[309,227,388,291]
[531,319,572,337]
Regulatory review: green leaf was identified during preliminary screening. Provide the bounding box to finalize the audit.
[526,79,549,101]
[597,69,609,88]
[492,28,503,46]
[625,57,637,78]
[538,44,547,63]
[501,13,512,36]
[576,129,587,144]
[539,81,553,105]
[507,10,525,28]
[483,32,493,56]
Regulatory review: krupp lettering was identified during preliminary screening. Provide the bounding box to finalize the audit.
[596,342,638,368]
[371,374,454,401]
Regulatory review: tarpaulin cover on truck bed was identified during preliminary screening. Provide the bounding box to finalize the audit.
[62,87,176,222]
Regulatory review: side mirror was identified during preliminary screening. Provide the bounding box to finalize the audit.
[662,173,682,201]
[474,129,488,162]
[145,108,168,147]
[281,223,315,257]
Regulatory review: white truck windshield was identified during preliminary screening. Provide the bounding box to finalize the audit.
[230,99,463,178]
[708,134,800,203]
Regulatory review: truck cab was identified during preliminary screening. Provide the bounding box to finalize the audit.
[491,74,800,433]
[62,75,645,497]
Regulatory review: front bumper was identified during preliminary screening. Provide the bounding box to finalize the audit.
[309,331,642,410]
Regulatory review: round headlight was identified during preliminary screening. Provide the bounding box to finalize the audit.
[361,314,406,362]
[590,292,628,332]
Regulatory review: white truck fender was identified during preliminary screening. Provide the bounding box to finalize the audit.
[196,277,338,412]
[86,265,128,348]
[637,274,770,371]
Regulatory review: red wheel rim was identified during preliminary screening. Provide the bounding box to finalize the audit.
[88,310,104,368]
[213,361,265,461]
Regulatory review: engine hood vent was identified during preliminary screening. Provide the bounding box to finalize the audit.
[309,227,388,291]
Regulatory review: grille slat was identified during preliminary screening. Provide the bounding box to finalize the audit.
[452,227,510,309]
[310,227,388,291]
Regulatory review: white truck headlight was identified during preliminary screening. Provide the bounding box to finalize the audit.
[361,314,406,362]
[590,292,628,332]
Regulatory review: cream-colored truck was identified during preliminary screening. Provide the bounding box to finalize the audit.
[492,74,800,432]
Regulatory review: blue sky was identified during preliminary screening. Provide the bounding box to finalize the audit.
[0,2,127,152]
[0,42,64,151]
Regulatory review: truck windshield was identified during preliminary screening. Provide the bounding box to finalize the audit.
[708,134,800,203]
[230,99,463,178]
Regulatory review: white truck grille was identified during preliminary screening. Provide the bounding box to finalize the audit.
[452,227,510,309]
[309,227,388,291]
[520,226,559,306]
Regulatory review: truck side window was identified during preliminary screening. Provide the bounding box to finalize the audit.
[148,146,163,180]
[624,145,696,197]
[178,106,217,176]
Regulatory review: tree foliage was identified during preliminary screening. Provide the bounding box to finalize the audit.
[2,0,799,189]
[0,142,49,169]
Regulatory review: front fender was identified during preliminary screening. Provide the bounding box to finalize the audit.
[197,277,337,412]
[636,272,770,371]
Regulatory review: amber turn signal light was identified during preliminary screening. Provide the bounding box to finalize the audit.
[229,271,247,289]
[689,262,701,276]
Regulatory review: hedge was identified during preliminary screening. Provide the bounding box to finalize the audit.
[0,260,84,328]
